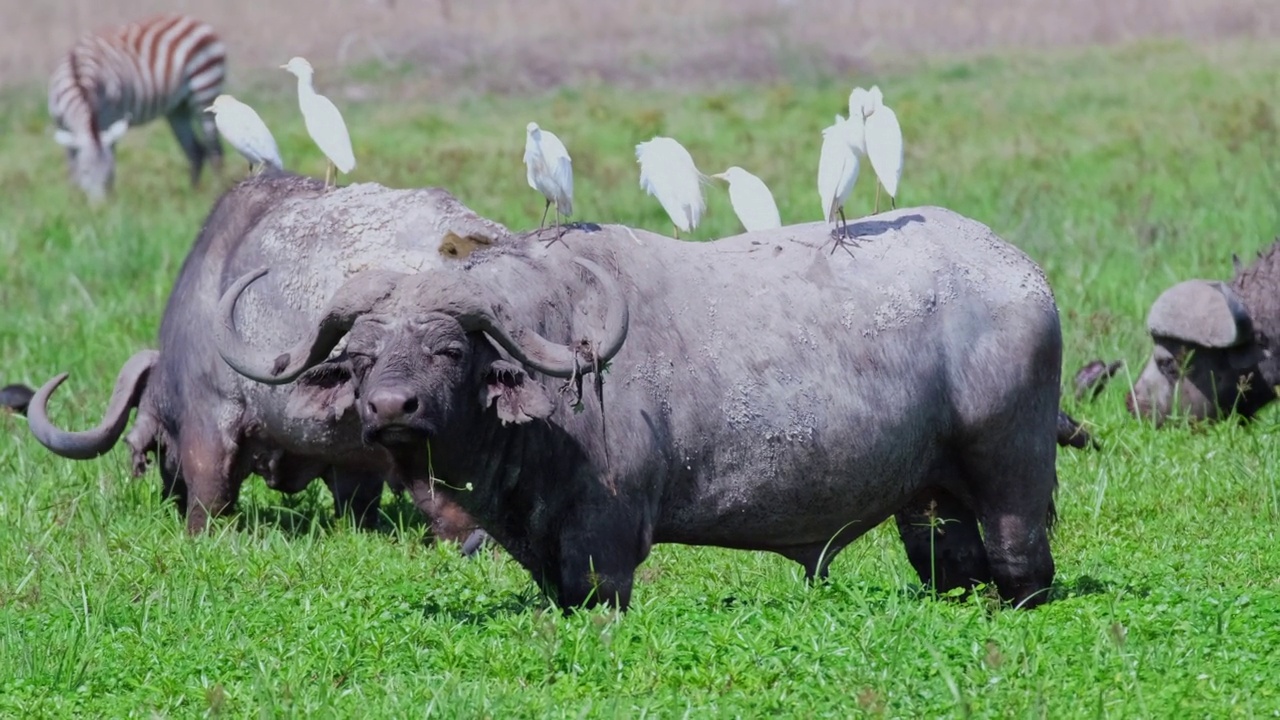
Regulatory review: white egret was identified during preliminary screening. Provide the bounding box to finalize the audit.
[636,136,705,239]
[204,94,283,174]
[710,166,781,231]
[848,86,874,124]
[523,122,574,242]
[862,85,904,212]
[817,114,862,242]
[280,56,355,189]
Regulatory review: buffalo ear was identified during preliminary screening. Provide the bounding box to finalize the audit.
[286,362,356,422]
[480,359,552,425]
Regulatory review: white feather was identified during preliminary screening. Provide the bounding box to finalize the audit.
[282,57,356,174]
[524,122,574,217]
[206,94,283,170]
[817,115,861,222]
[713,166,781,231]
[636,136,705,234]
[864,85,904,200]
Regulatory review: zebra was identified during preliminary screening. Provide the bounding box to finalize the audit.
[48,15,228,203]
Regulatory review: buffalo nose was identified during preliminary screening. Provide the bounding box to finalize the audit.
[365,387,421,425]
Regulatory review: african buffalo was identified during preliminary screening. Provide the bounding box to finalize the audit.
[218,207,1063,611]
[1128,241,1280,424]
[24,171,493,538]
[1,384,35,415]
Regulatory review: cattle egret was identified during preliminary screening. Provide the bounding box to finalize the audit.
[711,166,781,232]
[817,114,862,243]
[205,94,283,174]
[848,86,874,123]
[636,136,706,239]
[281,56,355,188]
[862,85,904,212]
[524,122,574,243]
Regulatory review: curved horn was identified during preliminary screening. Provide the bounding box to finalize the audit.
[26,349,159,460]
[457,257,629,378]
[216,267,405,384]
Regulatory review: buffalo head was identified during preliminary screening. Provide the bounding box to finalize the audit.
[1127,279,1274,424]
[214,258,628,454]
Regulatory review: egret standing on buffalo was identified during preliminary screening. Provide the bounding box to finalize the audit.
[205,94,283,174]
[711,166,781,232]
[858,85,903,212]
[817,114,864,242]
[636,136,706,239]
[523,122,574,243]
[281,56,355,189]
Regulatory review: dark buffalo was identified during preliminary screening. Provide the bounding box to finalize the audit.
[1128,241,1280,424]
[24,171,495,538]
[218,207,1063,611]
[1,384,35,415]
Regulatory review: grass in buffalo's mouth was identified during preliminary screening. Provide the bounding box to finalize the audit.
[2,38,1280,717]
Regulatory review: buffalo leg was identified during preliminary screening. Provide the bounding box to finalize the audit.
[326,468,384,529]
[159,447,187,510]
[553,510,651,612]
[962,438,1057,609]
[166,111,206,187]
[195,102,224,175]
[177,419,241,534]
[894,486,991,596]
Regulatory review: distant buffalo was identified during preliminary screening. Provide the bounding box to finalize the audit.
[1,384,34,415]
[1128,241,1280,424]
[218,208,1063,611]
[22,171,492,541]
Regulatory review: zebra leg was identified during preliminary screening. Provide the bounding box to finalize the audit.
[197,105,224,174]
[167,111,206,187]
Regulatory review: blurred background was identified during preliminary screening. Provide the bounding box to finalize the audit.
[4,0,1278,96]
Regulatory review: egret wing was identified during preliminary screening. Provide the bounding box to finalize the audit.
[865,106,903,197]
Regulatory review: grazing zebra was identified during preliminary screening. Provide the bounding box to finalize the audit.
[48,15,228,202]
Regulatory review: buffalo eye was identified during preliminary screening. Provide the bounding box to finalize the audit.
[1155,353,1186,381]
[346,352,374,375]
[434,344,465,361]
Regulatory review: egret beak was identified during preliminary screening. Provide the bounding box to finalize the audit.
[279,64,289,69]
[711,172,727,181]
[204,105,215,113]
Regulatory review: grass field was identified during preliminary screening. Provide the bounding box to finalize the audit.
[3,33,1280,717]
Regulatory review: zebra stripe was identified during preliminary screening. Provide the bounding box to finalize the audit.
[48,15,227,145]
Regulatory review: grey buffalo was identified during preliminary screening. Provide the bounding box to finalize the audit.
[217,208,1063,611]
[1128,241,1280,424]
[24,172,493,538]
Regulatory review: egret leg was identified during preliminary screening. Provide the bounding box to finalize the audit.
[673,225,680,240]
[890,195,897,210]
[826,206,859,258]
[538,199,551,230]
[324,161,335,190]
[874,183,881,214]
[541,205,568,248]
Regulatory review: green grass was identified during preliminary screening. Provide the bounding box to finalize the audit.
[3,38,1280,717]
